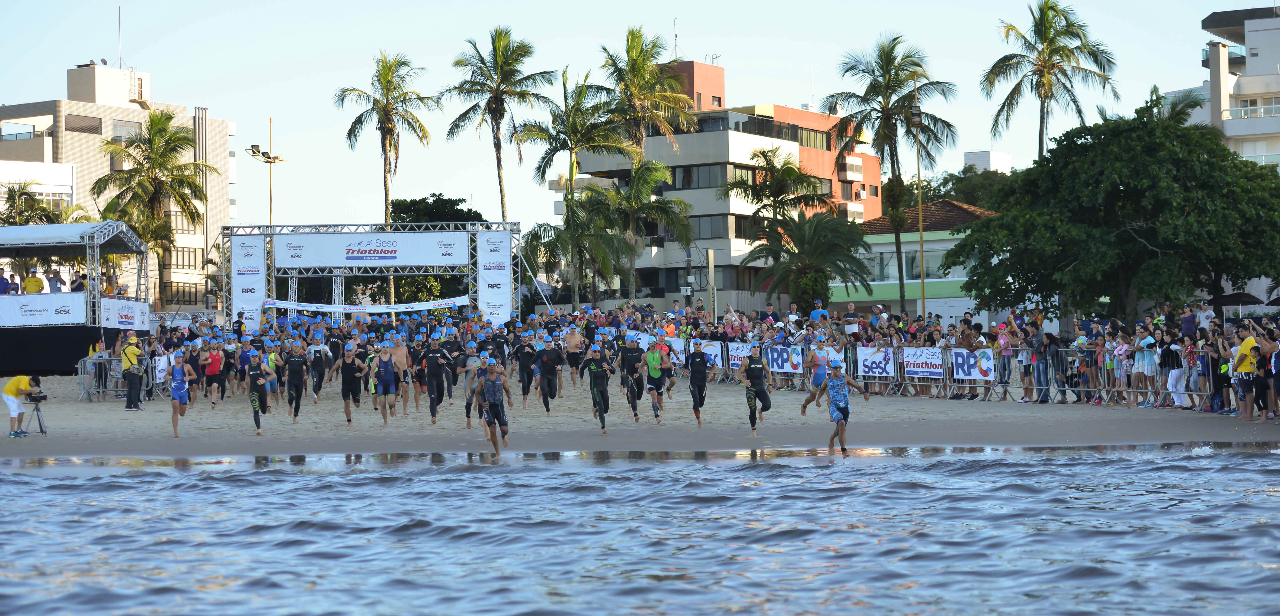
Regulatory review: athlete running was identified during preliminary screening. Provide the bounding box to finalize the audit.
[735,343,771,437]
[476,359,513,456]
[686,339,713,428]
[371,342,398,426]
[534,335,564,416]
[578,345,615,433]
[245,350,276,436]
[307,332,331,405]
[421,334,452,423]
[619,335,645,422]
[799,335,832,416]
[167,351,199,438]
[514,333,538,409]
[816,360,869,457]
[643,340,671,423]
[282,341,309,423]
[325,344,367,427]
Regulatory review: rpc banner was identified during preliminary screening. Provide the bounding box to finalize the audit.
[273,232,468,267]
[101,298,150,331]
[231,235,267,333]
[902,346,944,379]
[857,346,896,378]
[763,345,804,373]
[477,231,512,325]
[950,348,996,381]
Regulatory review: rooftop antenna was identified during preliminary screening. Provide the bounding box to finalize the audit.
[673,18,678,60]
[117,6,122,68]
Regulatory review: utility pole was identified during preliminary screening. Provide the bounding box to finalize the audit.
[911,76,925,318]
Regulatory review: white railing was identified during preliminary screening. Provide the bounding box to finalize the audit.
[1223,105,1280,120]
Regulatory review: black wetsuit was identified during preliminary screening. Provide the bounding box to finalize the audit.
[535,347,564,412]
[687,350,709,415]
[743,356,770,429]
[284,352,308,417]
[246,362,269,429]
[340,356,363,406]
[515,342,537,397]
[619,346,645,415]
[423,346,451,417]
[579,356,614,428]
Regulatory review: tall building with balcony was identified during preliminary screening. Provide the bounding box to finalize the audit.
[1172,8,1280,165]
[0,63,236,309]
[570,61,882,309]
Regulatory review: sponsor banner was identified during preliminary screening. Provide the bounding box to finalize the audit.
[665,338,685,365]
[101,298,150,331]
[950,348,996,381]
[902,347,944,379]
[726,342,754,371]
[476,231,512,325]
[261,295,468,314]
[764,345,804,373]
[857,346,896,378]
[273,232,467,268]
[0,292,85,326]
[232,235,267,332]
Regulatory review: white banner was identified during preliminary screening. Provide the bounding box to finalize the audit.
[261,295,468,314]
[857,346,896,378]
[273,232,468,268]
[902,346,944,379]
[232,235,267,332]
[101,297,150,331]
[476,231,512,324]
[950,348,996,381]
[726,342,753,371]
[0,292,85,326]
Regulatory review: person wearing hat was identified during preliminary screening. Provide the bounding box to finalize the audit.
[578,345,615,433]
[406,334,427,414]
[370,342,399,427]
[166,349,199,438]
[244,349,276,436]
[457,342,486,433]
[686,339,714,428]
[21,268,44,294]
[389,335,412,417]
[307,331,332,405]
[735,342,772,436]
[3,375,40,438]
[814,359,870,457]
[281,340,311,422]
[564,326,585,390]
[420,333,453,423]
[199,335,224,408]
[476,358,514,456]
[513,331,538,409]
[642,339,671,423]
[326,343,368,426]
[121,334,145,411]
[533,335,565,416]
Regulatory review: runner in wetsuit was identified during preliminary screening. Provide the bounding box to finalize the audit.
[167,351,198,438]
[734,342,771,437]
[816,359,869,457]
[457,343,485,432]
[370,342,398,426]
[514,333,538,409]
[421,334,452,423]
[618,335,646,422]
[534,335,564,415]
[579,345,615,433]
[283,340,310,422]
[643,340,671,423]
[440,329,461,402]
[686,339,713,428]
[476,359,513,456]
[407,336,426,414]
[245,350,276,436]
[307,332,331,405]
[325,344,367,427]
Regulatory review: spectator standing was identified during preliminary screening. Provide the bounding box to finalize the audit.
[22,268,44,294]
[46,269,65,293]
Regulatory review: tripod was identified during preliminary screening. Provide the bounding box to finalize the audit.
[24,401,46,436]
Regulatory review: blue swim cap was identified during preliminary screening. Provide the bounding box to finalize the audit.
[419,327,427,333]
[511,311,517,316]
[591,345,600,351]
[831,359,842,368]
[486,358,497,365]
[694,339,703,345]
[476,334,485,341]
[415,334,423,341]
[467,341,477,348]
[431,333,442,340]
[485,318,492,324]
[480,351,489,357]
[544,335,552,342]
[360,334,368,340]
[314,331,322,338]
[548,310,555,316]
[594,335,602,341]
[248,350,259,357]
[241,336,250,342]
[345,344,354,351]
[292,340,301,347]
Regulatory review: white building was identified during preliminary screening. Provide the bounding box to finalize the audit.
[0,62,236,309]
[962,150,1012,174]
[0,160,76,212]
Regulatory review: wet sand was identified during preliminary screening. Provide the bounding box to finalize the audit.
[4,375,1279,457]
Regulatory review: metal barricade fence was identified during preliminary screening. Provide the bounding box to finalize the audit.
[76,355,156,403]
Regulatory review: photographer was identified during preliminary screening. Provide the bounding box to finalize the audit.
[4,375,41,438]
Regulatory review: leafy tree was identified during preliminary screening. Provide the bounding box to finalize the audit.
[740,211,873,310]
[600,27,696,154]
[942,90,1280,323]
[822,33,957,178]
[443,27,554,222]
[716,147,833,219]
[2,180,54,226]
[981,0,1117,160]
[908,164,1013,209]
[525,195,629,307]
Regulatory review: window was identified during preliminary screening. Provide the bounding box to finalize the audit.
[734,215,763,240]
[687,216,728,240]
[1251,47,1260,57]
[698,116,727,132]
[801,178,832,196]
[668,164,726,190]
[696,92,702,111]
[167,210,198,234]
[113,120,141,140]
[869,184,879,197]
[711,96,722,108]
[840,181,853,201]
[798,128,830,150]
[162,282,202,305]
[731,165,754,184]
[164,247,204,270]
[64,114,102,135]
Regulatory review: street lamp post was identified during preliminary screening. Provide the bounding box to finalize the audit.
[910,78,925,319]
[246,117,285,226]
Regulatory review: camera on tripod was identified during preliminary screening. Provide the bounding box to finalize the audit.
[26,393,48,403]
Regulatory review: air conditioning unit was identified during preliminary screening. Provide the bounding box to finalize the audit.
[853,189,866,201]
[680,286,692,296]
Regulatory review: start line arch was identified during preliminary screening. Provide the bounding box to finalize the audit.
[219,222,518,330]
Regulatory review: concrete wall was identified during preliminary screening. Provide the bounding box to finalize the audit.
[0,135,52,162]
[1244,17,1280,77]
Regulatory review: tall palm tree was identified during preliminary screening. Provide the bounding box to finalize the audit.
[444,27,555,222]
[822,33,957,179]
[524,196,629,307]
[581,159,692,301]
[515,68,638,201]
[981,0,1117,160]
[600,27,696,154]
[739,211,873,310]
[1,180,54,226]
[335,51,440,304]
[716,147,834,220]
[91,110,218,307]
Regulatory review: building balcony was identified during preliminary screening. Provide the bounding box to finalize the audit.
[1221,105,1280,138]
[1202,45,1246,69]
[837,158,863,182]
[1242,153,1280,171]
[0,132,52,162]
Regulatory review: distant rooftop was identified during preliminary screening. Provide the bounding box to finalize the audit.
[859,200,995,236]
[1203,7,1280,45]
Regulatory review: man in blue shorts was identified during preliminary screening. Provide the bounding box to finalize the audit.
[167,351,199,438]
[816,360,869,457]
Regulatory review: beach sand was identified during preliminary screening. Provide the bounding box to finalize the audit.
[4,374,1279,457]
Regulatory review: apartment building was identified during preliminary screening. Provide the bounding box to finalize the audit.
[569,61,882,304]
[0,63,236,309]
[1172,8,1280,165]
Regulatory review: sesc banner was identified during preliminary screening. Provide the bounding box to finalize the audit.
[273,232,468,268]
[950,348,996,381]
[476,231,512,325]
[0,292,85,326]
[857,346,896,378]
[232,235,267,332]
[902,347,944,379]
[100,298,150,331]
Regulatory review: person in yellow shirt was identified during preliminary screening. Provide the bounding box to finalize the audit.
[3,375,40,438]
[121,336,145,411]
[22,268,44,294]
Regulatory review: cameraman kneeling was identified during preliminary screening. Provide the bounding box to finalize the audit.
[3,375,41,438]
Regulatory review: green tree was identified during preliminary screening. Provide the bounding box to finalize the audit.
[91,110,218,307]
[582,159,693,301]
[525,196,630,307]
[908,164,1013,209]
[1,180,54,226]
[740,211,873,310]
[879,176,911,315]
[942,90,1280,324]
[716,147,833,220]
[822,33,957,179]
[515,68,638,200]
[444,27,555,223]
[600,27,696,154]
[981,0,1117,160]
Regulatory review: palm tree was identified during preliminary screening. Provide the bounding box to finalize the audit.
[822,33,957,179]
[515,68,638,201]
[335,51,440,304]
[981,0,1117,160]
[716,147,834,220]
[739,211,873,310]
[581,159,692,301]
[444,27,555,222]
[1,180,54,226]
[600,27,696,154]
[524,196,630,306]
[91,110,218,308]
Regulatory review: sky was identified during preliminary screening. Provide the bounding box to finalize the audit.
[0,0,1253,232]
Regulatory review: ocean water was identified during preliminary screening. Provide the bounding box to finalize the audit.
[2,445,1280,615]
